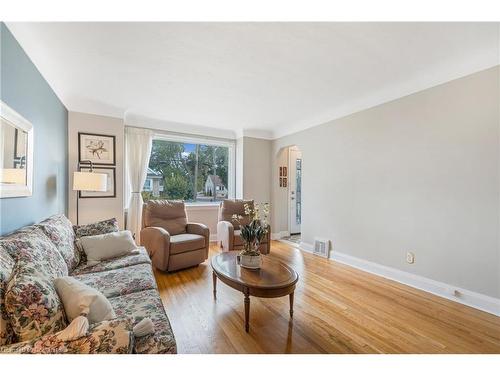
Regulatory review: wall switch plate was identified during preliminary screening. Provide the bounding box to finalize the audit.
[406,252,415,264]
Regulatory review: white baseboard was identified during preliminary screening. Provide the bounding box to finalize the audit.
[271,231,290,240]
[299,242,500,317]
[299,241,313,252]
[209,234,218,242]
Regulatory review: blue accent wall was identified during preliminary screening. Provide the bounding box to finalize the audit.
[0,23,68,235]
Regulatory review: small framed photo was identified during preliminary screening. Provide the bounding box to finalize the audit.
[279,177,283,187]
[279,166,283,177]
[78,167,116,198]
[283,178,288,188]
[79,132,116,165]
[283,166,287,177]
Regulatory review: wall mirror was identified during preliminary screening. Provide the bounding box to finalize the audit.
[0,101,34,198]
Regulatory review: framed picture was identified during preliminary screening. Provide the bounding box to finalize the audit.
[78,167,116,198]
[283,178,288,187]
[279,166,283,177]
[283,166,287,177]
[79,132,116,165]
[279,177,283,187]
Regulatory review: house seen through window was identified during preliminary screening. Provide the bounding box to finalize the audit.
[143,139,230,203]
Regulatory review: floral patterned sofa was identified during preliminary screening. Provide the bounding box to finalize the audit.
[0,215,176,354]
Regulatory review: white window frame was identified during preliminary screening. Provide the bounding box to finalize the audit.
[152,133,235,205]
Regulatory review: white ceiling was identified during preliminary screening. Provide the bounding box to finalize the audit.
[6,22,500,139]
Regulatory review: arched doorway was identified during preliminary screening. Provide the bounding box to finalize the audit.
[274,144,303,246]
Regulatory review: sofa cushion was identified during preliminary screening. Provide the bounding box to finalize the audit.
[0,247,15,345]
[0,317,134,354]
[2,228,69,342]
[72,263,156,299]
[71,247,151,275]
[109,289,176,354]
[219,199,254,230]
[5,268,67,342]
[0,227,68,279]
[73,218,119,238]
[169,233,205,255]
[143,200,187,235]
[36,214,80,271]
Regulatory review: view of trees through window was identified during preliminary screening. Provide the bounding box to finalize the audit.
[142,139,230,203]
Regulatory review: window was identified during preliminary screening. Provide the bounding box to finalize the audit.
[142,135,234,204]
[143,179,152,191]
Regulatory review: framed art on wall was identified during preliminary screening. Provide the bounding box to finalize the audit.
[78,132,116,165]
[78,167,116,198]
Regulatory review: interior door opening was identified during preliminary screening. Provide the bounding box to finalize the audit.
[289,146,302,236]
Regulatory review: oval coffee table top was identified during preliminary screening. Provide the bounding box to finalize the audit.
[211,252,298,289]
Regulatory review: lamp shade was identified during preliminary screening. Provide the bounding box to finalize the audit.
[73,171,107,192]
[0,168,26,185]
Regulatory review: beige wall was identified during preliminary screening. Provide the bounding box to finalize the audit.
[186,205,219,241]
[68,112,125,228]
[240,136,272,205]
[272,66,500,298]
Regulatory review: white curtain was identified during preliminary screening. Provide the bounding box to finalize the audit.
[125,127,153,243]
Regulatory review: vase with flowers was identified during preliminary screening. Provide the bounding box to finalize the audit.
[232,202,270,269]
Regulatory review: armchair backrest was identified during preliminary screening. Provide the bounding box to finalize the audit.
[142,200,188,235]
[218,199,254,230]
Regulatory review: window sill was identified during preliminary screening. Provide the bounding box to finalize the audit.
[185,203,221,210]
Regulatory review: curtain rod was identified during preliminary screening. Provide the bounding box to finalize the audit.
[125,124,236,144]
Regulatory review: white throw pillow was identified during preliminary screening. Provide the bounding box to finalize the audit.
[54,276,116,324]
[55,316,89,341]
[78,230,137,265]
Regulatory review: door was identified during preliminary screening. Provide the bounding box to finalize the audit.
[289,148,302,234]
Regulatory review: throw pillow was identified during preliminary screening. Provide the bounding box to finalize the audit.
[5,267,67,342]
[77,230,137,266]
[54,276,116,324]
[55,315,89,341]
[73,218,119,238]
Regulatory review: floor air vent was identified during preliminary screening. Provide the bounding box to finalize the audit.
[313,238,330,258]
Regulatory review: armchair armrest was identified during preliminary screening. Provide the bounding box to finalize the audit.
[217,220,235,252]
[140,226,171,271]
[261,225,271,255]
[187,222,209,237]
[187,222,210,258]
[0,318,133,354]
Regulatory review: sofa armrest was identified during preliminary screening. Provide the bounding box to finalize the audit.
[140,226,171,271]
[0,318,133,354]
[187,222,210,258]
[217,220,235,252]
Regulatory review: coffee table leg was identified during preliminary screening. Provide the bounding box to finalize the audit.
[289,292,294,318]
[212,271,217,299]
[244,288,250,333]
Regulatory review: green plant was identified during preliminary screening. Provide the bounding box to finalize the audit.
[232,202,270,256]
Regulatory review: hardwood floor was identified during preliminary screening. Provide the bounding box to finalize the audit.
[154,241,500,354]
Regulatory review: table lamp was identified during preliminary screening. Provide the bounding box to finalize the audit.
[0,168,26,185]
[73,160,107,225]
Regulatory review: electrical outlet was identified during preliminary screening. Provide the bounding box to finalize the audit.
[406,252,415,264]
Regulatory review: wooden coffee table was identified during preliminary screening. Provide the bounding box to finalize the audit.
[211,252,299,332]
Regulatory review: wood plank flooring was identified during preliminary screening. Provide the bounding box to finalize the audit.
[154,241,500,354]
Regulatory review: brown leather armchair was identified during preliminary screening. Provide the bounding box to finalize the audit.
[216,199,270,254]
[140,200,209,272]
